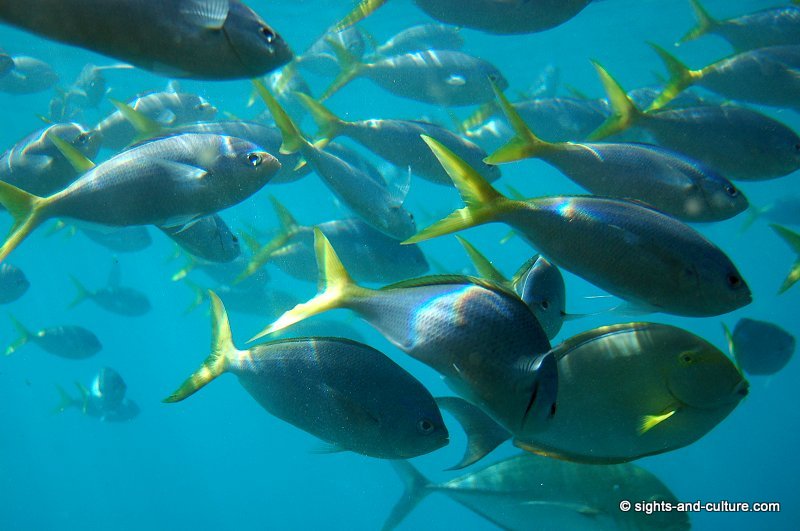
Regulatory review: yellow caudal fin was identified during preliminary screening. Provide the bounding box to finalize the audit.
[587,61,643,141]
[0,181,51,263]
[455,236,509,286]
[235,196,302,284]
[163,291,239,403]
[333,0,388,31]
[486,80,556,164]
[68,275,91,309]
[721,323,745,378]
[294,92,346,146]
[771,224,800,294]
[52,384,77,415]
[5,314,31,356]
[252,79,308,154]
[677,0,718,46]
[404,135,512,245]
[461,101,500,132]
[320,38,365,102]
[248,228,373,342]
[638,410,676,435]
[109,98,166,142]
[646,43,701,111]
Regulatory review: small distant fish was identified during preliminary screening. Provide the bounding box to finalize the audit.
[0,0,292,79]
[384,454,689,531]
[70,261,151,317]
[250,229,555,437]
[294,25,366,78]
[54,367,139,422]
[678,0,800,52]
[161,214,240,263]
[408,136,751,317]
[0,133,280,263]
[726,319,795,376]
[165,292,449,459]
[321,42,507,107]
[373,24,464,57]
[95,91,218,151]
[744,196,800,230]
[6,316,101,359]
[0,55,58,94]
[50,63,134,121]
[184,279,298,319]
[524,64,560,100]
[0,263,29,304]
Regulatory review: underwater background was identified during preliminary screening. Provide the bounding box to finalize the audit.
[1,0,797,529]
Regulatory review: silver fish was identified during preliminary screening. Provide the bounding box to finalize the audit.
[6,317,102,359]
[70,261,151,317]
[0,55,58,94]
[728,318,795,376]
[0,263,29,304]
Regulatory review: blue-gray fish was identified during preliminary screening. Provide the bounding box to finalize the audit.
[70,261,151,317]
[250,229,556,438]
[678,0,800,52]
[726,318,795,376]
[590,62,800,181]
[295,25,366,78]
[0,123,101,196]
[322,42,507,107]
[165,292,448,459]
[408,136,751,318]
[488,84,747,222]
[95,91,217,150]
[384,454,689,531]
[54,368,139,422]
[0,55,58,94]
[0,263,29,304]
[0,133,280,263]
[161,214,240,263]
[375,24,463,56]
[184,279,298,319]
[80,225,152,253]
[0,0,292,79]
[50,63,134,121]
[298,93,500,186]
[238,196,428,284]
[6,316,101,359]
[515,322,748,464]
[254,81,416,240]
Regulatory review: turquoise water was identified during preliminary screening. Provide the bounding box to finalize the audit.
[1,0,798,529]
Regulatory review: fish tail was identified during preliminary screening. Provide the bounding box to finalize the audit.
[403,135,513,245]
[109,98,165,142]
[252,79,308,154]
[461,101,500,132]
[333,0,388,32]
[67,275,90,309]
[646,43,700,111]
[677,0,717,45]
[0,180,50,264]
[235,197,299,284]
[721,323,746,378]
[248,228,373,342]
[181,279,207,316]
[5,314,31,356]
[770,224,800,294]
[164,291,237,403]
[455,236,508,285]
[435,396,511,470]
[587,61,642,141]
[294,92,344,145]
[52,384,77,415]
[74,381,90,414]
[485,80,556,164]
[319,37,365,102]
[739,204,762,233]
[383,461,433,531]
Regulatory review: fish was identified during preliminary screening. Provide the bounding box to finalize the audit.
[0,263,29,304]
[649,44,800,113]
[94,90,218,151]
[515,322,748,464]
[523,64,560,100]
[161,214,241,263]
[743,196,800,230]
[6,316,102,359]
[456,237,567,340]
[249,228,556,437]
[297,92,500,186]
[184,279,299,319]
[384,454,690,531]
[0,55,58,94]
[408,135,751,317]
[50,63,134,121]
[726,319,795,376]
[54,368,139,421]
[678,0,800,52]
[0,123,101,197]
[322,40,507,107]
[487,82,748,222]
[0,132,280,263]
[0,0,292,79]
[337,0,592,35]
[78,225,153,253]
[435,396,512,470]
[253,80,417,240]
[294,25,366,78]
[164,291,449,459]
[238,196,428,284]
[771,224,800,293]
[373,24,464,56]
[589,62,800,181]
[69,261,151,317]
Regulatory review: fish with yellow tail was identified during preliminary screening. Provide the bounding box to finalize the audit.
[407,135,750,317]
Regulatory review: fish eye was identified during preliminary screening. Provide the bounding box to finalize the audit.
[727,274,742,288]
[679,353,694,365]
[724,184,738,197]
[549,403,557,418]
[540,300,550,311]
[260,26,276,44]
[232,235,239,243]
[75,132,90,144]
[488,73,499,82]
[795,143,800,152]
[416,419,435,434]
[195,102,211,111]
[247,153,262,166]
